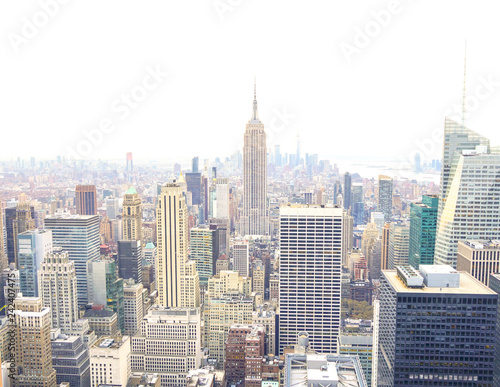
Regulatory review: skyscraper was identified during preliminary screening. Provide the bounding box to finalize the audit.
[351,182,364,226]
[117,240,142,284]
[126,151,133,174]
[378,265,497,386]
[378,175,393,221]
[388,221,409,269]
[6,203,35,265]
[122,188,142,242]
[409,195,438,269]
[12,296,57,387]
[75,185,97,216]
[214,178,230,219]
[190,226,218,286]
[233,240,249,277]
[156,183,199,308]
[39,248,78,331]
[279,204,343,354]
[434,118,500,267]
[45,214,100,306]
[343,172,352,211]
[242,83,268,236]
[18,229,52,297]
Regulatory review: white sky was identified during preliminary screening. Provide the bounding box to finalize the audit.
[1,0,500,165]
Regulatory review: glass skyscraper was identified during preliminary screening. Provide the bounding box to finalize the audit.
[409,195,438,268]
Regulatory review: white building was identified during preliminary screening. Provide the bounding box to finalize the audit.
[131,307,202,387]
[279,204,343,354]
[123,280,144,336]
[90,336,131,387]
[215,178,230,219]
[233,241,249,277]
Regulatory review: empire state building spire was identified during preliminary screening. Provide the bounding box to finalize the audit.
[251,78,260,123]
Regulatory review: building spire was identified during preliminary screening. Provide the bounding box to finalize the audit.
[462,40,467,127]
[252,77,259,121]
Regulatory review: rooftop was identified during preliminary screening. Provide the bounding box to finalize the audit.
[460,240,500,249]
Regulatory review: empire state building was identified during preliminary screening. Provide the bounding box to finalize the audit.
[241,83,268,236]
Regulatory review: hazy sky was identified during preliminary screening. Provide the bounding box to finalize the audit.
[2,1,500,166]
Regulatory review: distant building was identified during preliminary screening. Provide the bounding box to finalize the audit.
[388,221,409,269]
[75,185,97,216]
[233,241,249,277]
[457,240,500,286]
[378,175,393,222]
[409,195,438,268]
[190,226,218,286]
[122,186,142,242]
[117,240,142,284]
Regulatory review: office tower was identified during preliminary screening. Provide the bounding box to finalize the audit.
[414,152,421,173]
[488,274,500,387]
[378,265,497,386]
[39,249,78,331]
[141,261,155,295]
[45,214,100,306]
[241,83,268,236]
[435,119,500,267]
[117,240,142,283]
[205,294,253,365]
[90,336,131,387]
[269,273,279,302]
[233,240,249,277]
[333,181,342,205]
[343,172,352,211]
[157,183,200,308]
[457,240,500,286]
[216,255,229,274]
[408,195,438,269]
[388,221,409,269]
[274,144,282,166]
[279,205,343,354]
[122,186,142,242]
[381,222,390,270]
[341,212,353,267]
[123,280,144,336]
[225,324,265,387]
[143,242,156,265]
[75,185,97,216]
[352,183,364,226]
[252,259,265,297]
[12,296,57,387]
[192,156,199,173]
[214,178,230,219]
[126,152,133,173]
[338,335,373,386]
[17,229,52,297]
[6,203,36,265]
[182,260,200,308]
[51,333,91,387]
[105,196,120,220]
[371,211,385,231]
[190,226,218,286]
[362,223,381,280]
[131,307,202,387]
[209,217,229,256]
[82,309,118,337]
[185,172,202,206]
[378,175,393,221]
[87,257,124,333]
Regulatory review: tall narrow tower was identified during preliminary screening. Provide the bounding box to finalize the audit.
[242,82,268,236]
[122,186,142,242]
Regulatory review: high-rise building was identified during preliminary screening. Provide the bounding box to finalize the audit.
[252,259,265,297]
[381,222,390,270]
[225,324,265,387]
[39,248,78,331]
[274,144,282,166]
[409,195,438,269]
[51,333,91,387]
[6,203,35,265]
[131,307,202,387]
[207,270,252,300]
[388,221,409,270]
[338,335,373,386]
[45,214,100,306]
[185,172,202,206]
[214,178,230,219]
[126,152,133,173]
[105,197,120,220]
[352,183,364,226]
[156,183,199,308]
[87,256,124,333]
[90,336,131,387]
[12,296,57,387]
[75,185,97,216]
[122,186,142,242]
[378,175,393,221]
[435,119,500,267]
[190,226,218,286]
[378,265,497,386]
[123,279,144,336]
[343,172,352,211]
[457,240,500,286]
[371,211,385,231]
[117,240,142,284]
[361,223,381,280]
[209,218,229,256]
[233,240,249,277]
[17,229,52,297]
[279,204,343,354]
[241,83,268,236]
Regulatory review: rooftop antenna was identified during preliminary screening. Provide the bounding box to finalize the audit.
[462,40,467,127]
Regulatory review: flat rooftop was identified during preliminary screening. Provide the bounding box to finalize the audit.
[383,270,495,295]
